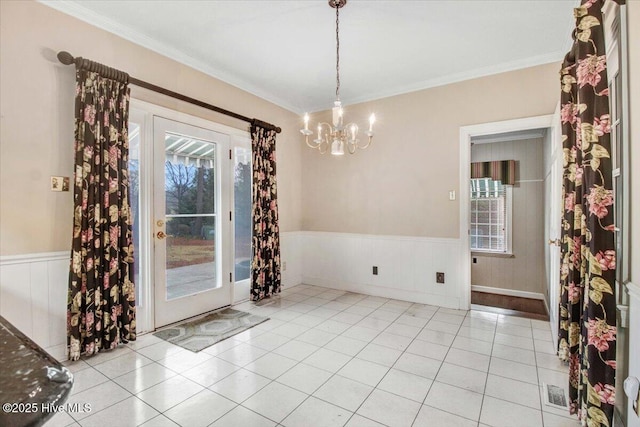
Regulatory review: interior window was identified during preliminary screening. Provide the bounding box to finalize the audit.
[470,178,511,253]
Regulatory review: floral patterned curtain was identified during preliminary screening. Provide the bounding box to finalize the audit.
[557,1,618,425]
[250,123,281,301]
[68,62,136,361]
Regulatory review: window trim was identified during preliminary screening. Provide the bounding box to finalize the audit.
[469,180,513,255]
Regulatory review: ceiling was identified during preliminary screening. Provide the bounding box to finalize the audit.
[42,0,578,114]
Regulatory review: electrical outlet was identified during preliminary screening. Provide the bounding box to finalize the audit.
[282,261,287,271]
[372,266,378,275]
[436,272,445,283]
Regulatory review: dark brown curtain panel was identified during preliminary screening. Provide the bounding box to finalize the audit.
[557,1,619,425]
[250,123,281,301]
[68,65,136,361]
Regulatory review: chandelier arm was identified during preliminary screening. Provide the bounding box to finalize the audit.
[304,134,321,149]
[301,0,375,156]
[314,122,333,153]
[346,140,357,154]
[318,139,329,154]
[358,134,373,150]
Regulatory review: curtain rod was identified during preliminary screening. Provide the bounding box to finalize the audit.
[57,51,282,134]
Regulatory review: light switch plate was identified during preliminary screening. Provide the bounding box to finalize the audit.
[51,176,70,192]
[449,190,456,201]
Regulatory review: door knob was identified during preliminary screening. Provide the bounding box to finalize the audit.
[157,231,167,239]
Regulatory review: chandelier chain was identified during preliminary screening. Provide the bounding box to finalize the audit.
[300,0,375,155]
[335,4,340,100]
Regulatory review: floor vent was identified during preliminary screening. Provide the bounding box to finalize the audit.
[544,383,568,410]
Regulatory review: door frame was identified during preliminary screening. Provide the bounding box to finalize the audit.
[230,134,253,304]
[152,116,231,328]
[458,114,556,311]
[130,99,251,332]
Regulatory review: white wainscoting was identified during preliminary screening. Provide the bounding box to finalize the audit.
[281,231,303,290]
[232,231,302,304]
[0,231,465,362]
[0,234,304,361]
[0,252,68,360]
[293,231,465,309]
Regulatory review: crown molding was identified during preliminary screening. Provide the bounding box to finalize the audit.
[306,51,565,113]
[39,0,574,115]
[38,0,302,114]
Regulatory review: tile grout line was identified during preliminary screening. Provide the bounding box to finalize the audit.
[476,311,499,427]
[189,290,455,426]
[262,290,403,426]
[263,288,558,427]
[340,301,417,427]
[260,289,433,425]
[203,289,392,426]
[64,285,558,427]
[409,308,479,427]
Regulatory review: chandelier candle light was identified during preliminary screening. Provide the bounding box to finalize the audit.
[301,0,375,155]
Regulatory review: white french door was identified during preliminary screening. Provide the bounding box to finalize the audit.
[152,117,232,327]
[547,103,563,350]
[231,136,253,303]
[129,101,252,332]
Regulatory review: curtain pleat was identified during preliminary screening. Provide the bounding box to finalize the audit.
[68,68,136,361]
[557,1,617,425]
[250,124,281,301]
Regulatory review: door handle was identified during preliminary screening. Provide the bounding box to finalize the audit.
[157,231,167,240]
[548,238,560,246]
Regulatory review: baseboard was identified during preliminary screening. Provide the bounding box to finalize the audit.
[613,408,625,427]
[45,344,67,361]
[471,285,545,301]
[543,294,550,316]
[302,276,461,309]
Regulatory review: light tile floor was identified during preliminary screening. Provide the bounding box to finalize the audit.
[51,284,579,427]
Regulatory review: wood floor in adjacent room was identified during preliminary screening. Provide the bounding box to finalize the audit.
[471,291,550,321]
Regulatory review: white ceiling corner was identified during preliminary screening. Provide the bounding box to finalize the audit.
[39,0,578,115]
[39,0,303,113]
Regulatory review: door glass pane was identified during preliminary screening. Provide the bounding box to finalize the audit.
[164,133,217,300]
[234,146,252,282]
[129,122,141,305]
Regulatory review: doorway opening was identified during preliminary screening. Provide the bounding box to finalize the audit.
[469,129,548,320]
[129,100,252,333]
[459,114,560,336]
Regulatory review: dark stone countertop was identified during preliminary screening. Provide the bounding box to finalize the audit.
[0,315,73,427]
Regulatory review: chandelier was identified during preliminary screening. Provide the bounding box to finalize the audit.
[300,0,375,156]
